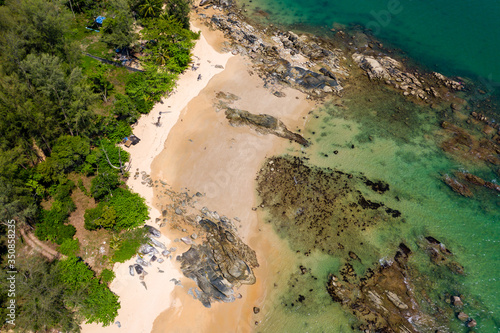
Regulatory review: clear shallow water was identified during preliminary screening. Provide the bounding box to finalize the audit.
[237,0,500,331]
[238,0,500,87]
[257,85,500,332]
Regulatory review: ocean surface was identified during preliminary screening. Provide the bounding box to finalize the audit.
[235,0,500,331]
[239,0,500,87]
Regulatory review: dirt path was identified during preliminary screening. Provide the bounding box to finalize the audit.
[20,228,66,261]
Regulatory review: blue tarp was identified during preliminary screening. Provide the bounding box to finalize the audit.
[95,16,106,25]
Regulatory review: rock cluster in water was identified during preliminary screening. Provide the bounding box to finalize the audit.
[256,155,401,257]
[441,121,500,166]
[352,53,464,101]
[196,3,346,98]
[327,243,437,332]
[327,235,472,332]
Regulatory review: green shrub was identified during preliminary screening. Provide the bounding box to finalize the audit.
[57,256,95,290]
[105,119,132,143]
[113,93,140,124]
[59,238,80,256]
[36,137,90,183]
[125,69,175,114]
[91,172,121,200]
[51,136,91,172]
[96,140,130,173]
[35,210,77,245]
[109,188,149,230]
[35,180,77,244]
[111,228,147,263]
[81,280,120,326]
[84,202,117,230]
[57,256,120,326]
[100,268,115,284]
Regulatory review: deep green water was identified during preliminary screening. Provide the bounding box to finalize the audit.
[236,0,500,331]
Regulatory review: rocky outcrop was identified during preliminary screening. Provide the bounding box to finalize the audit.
[256,155,402,256]
[225,107,309,146]
[200,10,346,97]
[421,236,464,275]
[178,218,258,308]
[456,171,500,194]
[327,244,440,333]
[440,121,500,166]
[352,53,464,101]
[199,0,233,8]
[443,174,473,197]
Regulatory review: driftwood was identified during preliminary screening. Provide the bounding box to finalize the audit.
[100,143,130,175]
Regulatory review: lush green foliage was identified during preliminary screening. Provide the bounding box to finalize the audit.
[0,0,196,330]
[101,0,136,50]
[0,256,80,332]
[58,255,95,290]
[91,172,121,200]
[109,188,149,230]
[126,68,176,113]
[84,201,117,230]
[34,181,77,244]
[100,268,116,283]
[88,63,114,101]
[78,178,91,196]
[59,237,81,256]
[113,93,140,124]
[35,209,77,244]
[0,0,77,68]
[57,256,120,325]
[164,0,191,29]
[142,17,199,73]
[111,228,147,262]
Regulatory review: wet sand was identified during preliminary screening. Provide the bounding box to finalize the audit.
[150,49,315,331]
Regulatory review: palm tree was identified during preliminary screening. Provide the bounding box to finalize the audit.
[154,44,169,66]
[139,0,162,18]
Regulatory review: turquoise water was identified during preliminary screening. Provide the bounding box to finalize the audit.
[304,92,500,331]
[239,0,500,92]
[236,0,500,331]
[257,85,500,332]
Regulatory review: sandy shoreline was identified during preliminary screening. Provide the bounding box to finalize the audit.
[82,12,316,332]
[149,33,315,332]
[81,22,233,333]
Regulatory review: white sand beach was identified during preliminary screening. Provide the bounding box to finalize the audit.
[81,24,233,333]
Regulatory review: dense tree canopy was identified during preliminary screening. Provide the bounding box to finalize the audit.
[0,0,196,330]
[101,0,136,51]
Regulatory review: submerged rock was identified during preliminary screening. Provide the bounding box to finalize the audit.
[256,155,402,255]
[441,121,500,166]
[327,244,442,332]
[443,174,473,197]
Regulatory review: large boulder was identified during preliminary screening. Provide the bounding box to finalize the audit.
[144,225,161,238]
[178,218,259,307]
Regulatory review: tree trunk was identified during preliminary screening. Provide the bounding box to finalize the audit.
[68,0,76,17]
